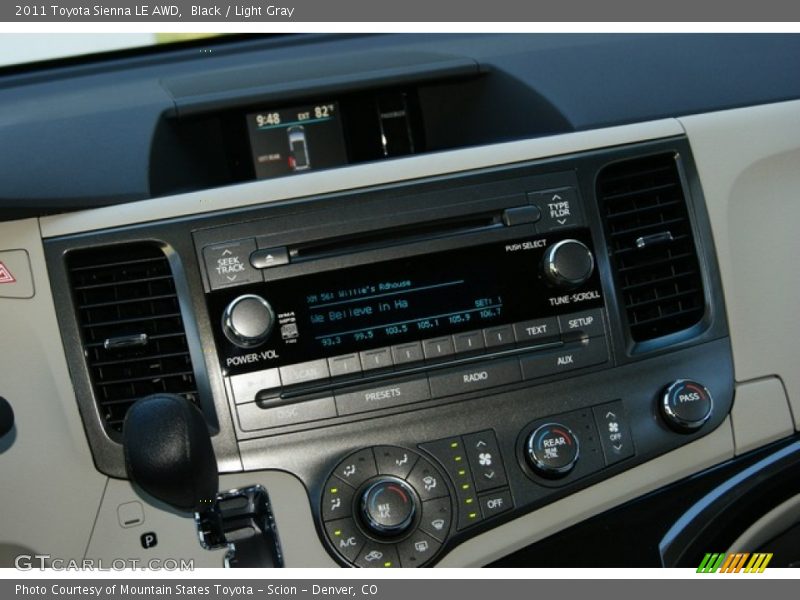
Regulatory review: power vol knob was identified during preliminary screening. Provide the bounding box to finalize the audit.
[543,239,595,287]
[222,294,275,348]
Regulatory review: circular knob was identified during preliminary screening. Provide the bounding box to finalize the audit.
[360,478,417,537]
[526,423,580,478]
[661,380,713,433]
[222,294,275,348]
[0,396,14,438]
[543,239,594,287]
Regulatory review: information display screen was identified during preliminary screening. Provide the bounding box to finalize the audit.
[214,234,604,372]
[246,102,348,179]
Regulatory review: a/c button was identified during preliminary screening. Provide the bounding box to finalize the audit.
[428,360,522,398]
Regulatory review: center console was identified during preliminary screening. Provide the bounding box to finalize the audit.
[45,136,733,567]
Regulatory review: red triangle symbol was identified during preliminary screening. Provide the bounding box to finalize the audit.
[0,262,16,284]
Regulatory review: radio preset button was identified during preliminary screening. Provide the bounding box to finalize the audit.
[422,337,455,361]
[483,324,515,349]
[279,359,330,387]
[428,360,522,398]
[453,330,485,354]
[335,378,431,416]
[236,396,336,431]
[520,336,608,381]
[204,239,262,290]
[328,354,362,378]
[558,309,605,341]
[391,342,424,366]
[360,347,394,371]
[250,246,289,269]
[513,317,560,346]
[229,369,281,404]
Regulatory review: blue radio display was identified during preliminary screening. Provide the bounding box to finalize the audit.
[214,233,603,372]
[306,278,503,350]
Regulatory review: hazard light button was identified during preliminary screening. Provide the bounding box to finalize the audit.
[0,250,34,299]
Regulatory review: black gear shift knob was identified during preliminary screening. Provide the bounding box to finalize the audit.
[123,394,218,512]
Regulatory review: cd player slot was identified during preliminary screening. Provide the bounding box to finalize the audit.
[288,211,506,263]
[263,339,564,403]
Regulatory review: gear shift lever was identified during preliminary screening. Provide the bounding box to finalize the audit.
[122,394,283,567]
[123,393,218,512]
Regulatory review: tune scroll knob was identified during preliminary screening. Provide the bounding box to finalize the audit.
[359,478,417,538]
[222,294,275,348]
[543,239,595,287]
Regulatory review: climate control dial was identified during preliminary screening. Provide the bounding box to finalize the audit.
[660,379,713,432]
[360,478,417,537]
[526,422,580,478]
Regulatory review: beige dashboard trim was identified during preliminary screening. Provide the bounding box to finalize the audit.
[680,99,800,430]
[39,119,683,238]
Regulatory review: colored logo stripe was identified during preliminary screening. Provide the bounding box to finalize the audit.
[697,552,773,573]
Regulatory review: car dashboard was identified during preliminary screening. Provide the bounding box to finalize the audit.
[1,33,799,569]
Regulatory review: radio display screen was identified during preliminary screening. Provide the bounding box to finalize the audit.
[246,102,348,179]
[214,234,604,373]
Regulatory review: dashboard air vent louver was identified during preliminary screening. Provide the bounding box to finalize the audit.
[597,153,705,343]
[67,243,200,433]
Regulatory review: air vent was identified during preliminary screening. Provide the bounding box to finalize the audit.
[67,243,200,433]
[597,153,705,342]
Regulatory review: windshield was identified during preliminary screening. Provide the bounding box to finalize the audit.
[0,33,223,68]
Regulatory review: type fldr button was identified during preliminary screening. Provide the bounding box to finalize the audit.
[428,360,521,398]
[335,378,431,416]
[203,239,262,290]
[527,187,584,231]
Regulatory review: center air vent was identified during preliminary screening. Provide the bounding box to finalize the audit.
[597,153,705,343]
[67,243,200,433]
